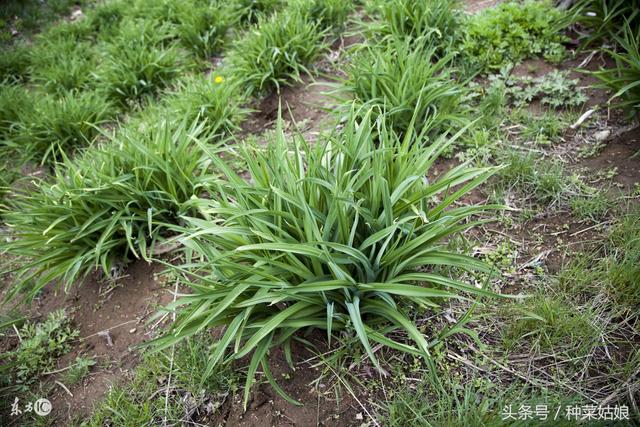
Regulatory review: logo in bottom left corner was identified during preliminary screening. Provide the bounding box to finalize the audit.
[33,398,52,416]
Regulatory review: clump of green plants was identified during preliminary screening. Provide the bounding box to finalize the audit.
[0,43,31,81]
[300,0,353,30]
[152,108,501,408]
[493,151,572,205]
[462,0,569,71]
[569,189,610,221]
[502,295,599,353]
[508,109,570,146]
[15,90,116,163]
[0,0,86,42]
[96,19,186,106]
[573,0,639,48]
[2,120,214,301]
[493,70,588,109]
[163,73,248,136]
[376,0,462,57]
[0,81,31,139]
[28,38,98,94]
[591,20,640,117]
[61,356,96,385]
[235,0,282,24]
[5,310,78,388]
[84,334,237,426]
[337,38,467,137]
[228,8,328,95]
[175,0,240,58]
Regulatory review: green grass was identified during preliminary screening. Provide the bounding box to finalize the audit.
[150,107,501,408]
[29,38,98,94]
[2,119,215,301]
[235,0,283,24]
[301,0,353,30]
[14,89,116,163]
[96,18,188,106]
[175,0,240,58]
[337,38,467,137]
[374,0,462,58]
[81,333,238,426]
[0,81,31,140]
[228,7,328,95]
[162,73,249,136]
[492,151,571,206]
[591,20,640,116]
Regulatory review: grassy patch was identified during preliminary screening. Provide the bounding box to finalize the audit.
[81,334,238,426]
[152,108,500,408]
[228,7,328,95]
[338,38,467,137]
[2,119,214,301]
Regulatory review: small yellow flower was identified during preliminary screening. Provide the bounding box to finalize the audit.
[214,76,224,84]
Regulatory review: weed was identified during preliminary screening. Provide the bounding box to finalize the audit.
[569,189,610,221]
[82,334,237,426]
[509,109,569,146]
[462,0,570,72]
[499,70,588,110]
[338,38,467,137]
[2,119,214,301]
[151,108,501,408]
[493,151,570,206]
[573,0,640,48]
[6,310,79,388]
[502,295,599,352]
[229,8,328,95]
[61,357,96,385]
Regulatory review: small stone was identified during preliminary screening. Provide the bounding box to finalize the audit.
[129,328,137,334]
[355,413,363,420]
[594,129,610,141]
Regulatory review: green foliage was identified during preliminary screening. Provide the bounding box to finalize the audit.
[462,0,569,71]
[591,20,640,116]
[151,109,500,408]
[0,81,31,139]
[573,0,640,48]
[561,210,640,311]
[229,8,328,95]
[0,42,30,81]
[502,295,599,352]
[2,120,214,301]
[301,0,353,29]
[494,152,570,205]
[235,0,282,24]
[377,0,462,57]
[164,74,248,136]
[0,0,86,42]
[493,69,588,109]
[15,90,116,163]
[82,334,237,426]
[29,39,98,94]
[96,19,186,106]
[339,38,467,137]
[175,0,239,58]
[61,357,96,385]
[6,310,78,388]
[508,109,570,146]
[569,190,610,221]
